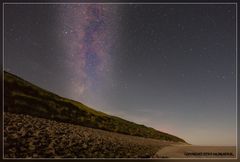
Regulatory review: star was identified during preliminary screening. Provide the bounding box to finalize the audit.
[207,70,212,73]
[137,73,143,77]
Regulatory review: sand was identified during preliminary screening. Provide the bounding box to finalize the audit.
[154,145,236,158]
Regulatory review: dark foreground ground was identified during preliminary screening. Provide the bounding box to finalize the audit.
[4,112,178,158]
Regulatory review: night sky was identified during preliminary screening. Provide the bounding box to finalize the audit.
[4,3,236,146]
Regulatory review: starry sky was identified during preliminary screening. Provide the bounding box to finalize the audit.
[4,3,236,146]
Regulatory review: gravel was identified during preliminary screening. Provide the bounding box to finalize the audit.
[4,112,176,158]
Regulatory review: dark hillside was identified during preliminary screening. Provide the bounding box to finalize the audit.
[4,71,185,143]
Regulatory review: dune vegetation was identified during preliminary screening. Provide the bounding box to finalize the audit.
[4,71,185,143]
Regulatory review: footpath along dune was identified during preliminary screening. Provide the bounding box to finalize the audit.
[154,145,236,158]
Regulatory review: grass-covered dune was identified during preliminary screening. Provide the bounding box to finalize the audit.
[4,71,186,143]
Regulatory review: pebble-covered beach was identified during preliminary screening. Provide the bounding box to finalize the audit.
[4,112,175,158]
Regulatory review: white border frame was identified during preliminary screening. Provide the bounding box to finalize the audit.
[2,2,238,160]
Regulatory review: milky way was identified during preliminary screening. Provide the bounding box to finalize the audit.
[5,4,236,146]
[58,4,119,101]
